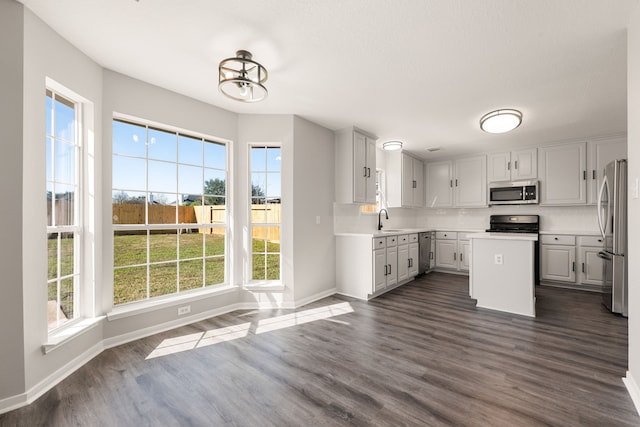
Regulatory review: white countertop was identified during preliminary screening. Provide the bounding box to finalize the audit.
[337,228,600,238]
[539,230,600,236]
[467,232,538,241]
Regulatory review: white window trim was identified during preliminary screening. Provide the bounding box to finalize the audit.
[110,114,232,306]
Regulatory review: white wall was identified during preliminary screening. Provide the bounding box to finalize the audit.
[0,0,25,402]
[292,116,336,303]
[626,2,640,410]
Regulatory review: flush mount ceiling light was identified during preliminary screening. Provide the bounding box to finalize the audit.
[383,140,403,151]
[218,50,268,103]
[480,109,522,133]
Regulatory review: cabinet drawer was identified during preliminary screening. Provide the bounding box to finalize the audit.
[373,238,386,250]
[436,231,457,240]
[409,233,419,243]
[577,236,604,247]
[398,234,409,244]
[386,236,398,247]
[541,235,575,245]
[457,232,472,241]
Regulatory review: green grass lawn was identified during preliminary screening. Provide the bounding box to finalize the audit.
[49,232,281,307]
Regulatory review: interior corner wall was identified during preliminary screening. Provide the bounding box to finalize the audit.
[237,114,295,306]
[21,6,105,393]
[0,0,26,402]
[626,1,640,405]
[292,116,336,303]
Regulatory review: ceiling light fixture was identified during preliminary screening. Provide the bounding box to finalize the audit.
[218,50,268,103]
[383,140,403,151]
[480,109,522,133]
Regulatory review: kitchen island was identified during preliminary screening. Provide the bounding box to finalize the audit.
[468,232,538,317]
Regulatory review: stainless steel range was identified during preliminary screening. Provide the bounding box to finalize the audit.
[486,215,540,284]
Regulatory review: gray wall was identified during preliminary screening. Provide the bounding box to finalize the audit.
[627,2,640,401]
[0,0,25,401]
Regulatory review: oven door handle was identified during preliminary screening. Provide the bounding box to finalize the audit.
[597,251,612,261]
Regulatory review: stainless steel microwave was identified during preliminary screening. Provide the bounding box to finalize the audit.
[489,180,538,205]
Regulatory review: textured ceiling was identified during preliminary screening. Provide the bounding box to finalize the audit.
[19,0,638,159]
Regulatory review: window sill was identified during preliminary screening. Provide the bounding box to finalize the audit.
[106,285,238,322]
[43,316,105,354]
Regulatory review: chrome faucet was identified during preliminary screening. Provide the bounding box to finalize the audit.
[378,208,389,231]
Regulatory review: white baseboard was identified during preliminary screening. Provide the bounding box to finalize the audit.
[293,287,337,308]
[0,341,104,415]
[624,371,640,416]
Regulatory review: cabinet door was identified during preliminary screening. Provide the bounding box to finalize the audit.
[454,155,487,207]
[426,161,453,208]
[365,137,377,204]
[539,142,587,205]
[488,152,511,182]
[373,249,387,292]
[401,153,414,207]
[540,245,576,282]
[386,246,398,287]
[408,243,420,277]
[459,240,471,272]
[413,158,425,208]
[587,138,626,204]
[512,148,537,180]
[435,240,457,269]
[580,247,604,285]
[353,132,367,203]
[397,244,409,282]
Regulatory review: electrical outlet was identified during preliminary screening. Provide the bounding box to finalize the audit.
[494,254,503,265]
[316,216,321,224]
[177,305,191,316]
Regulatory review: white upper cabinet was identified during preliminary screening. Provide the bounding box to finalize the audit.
[454,155,487,207]
[587,137,626,204]
[426,156,486,208]
[386,151,425,208]
[538,142,587,205]
[488,148,537,182]
[425,160,454,208]
[335,128,377,204]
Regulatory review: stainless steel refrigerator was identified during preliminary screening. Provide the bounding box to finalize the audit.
[597,159,627,316]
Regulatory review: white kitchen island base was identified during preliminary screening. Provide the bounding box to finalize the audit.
[468,233,538,317]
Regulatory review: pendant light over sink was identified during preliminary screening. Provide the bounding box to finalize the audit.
[480,109,522,133]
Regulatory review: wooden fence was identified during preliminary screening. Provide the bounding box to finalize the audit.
[112,203,281,243]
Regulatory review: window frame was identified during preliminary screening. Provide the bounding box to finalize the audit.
[111,114,231,307]
[247,143,282,285]
[46,83,83,333]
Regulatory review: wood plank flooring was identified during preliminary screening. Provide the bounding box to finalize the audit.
[1,272,638,426]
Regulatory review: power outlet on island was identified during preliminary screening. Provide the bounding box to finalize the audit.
[177,305,191,316]
[494,254,503,265]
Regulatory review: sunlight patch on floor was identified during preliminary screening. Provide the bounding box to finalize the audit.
[145,301,353,360]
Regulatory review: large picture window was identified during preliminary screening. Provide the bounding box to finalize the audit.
[46,88,81,331]
[112,118,228,305]
[249,145,281,282]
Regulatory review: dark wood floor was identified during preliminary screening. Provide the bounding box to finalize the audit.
[2,273,638,426]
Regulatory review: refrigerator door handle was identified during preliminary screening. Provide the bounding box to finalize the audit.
[597,175,608,239]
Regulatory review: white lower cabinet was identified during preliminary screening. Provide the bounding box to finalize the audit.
[337,233,418,301]
[434,231,470,273]
[540,234,604,288]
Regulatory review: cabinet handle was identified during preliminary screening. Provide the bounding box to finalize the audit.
[592,170,596,180]
[583,170,587,180]
[582,262,585,273]
[455,179,459,187]
[384,264,388,275]
[507,161,510,171]
[460,253,463,262]
[363,166,368,177]
[554,237,558,240]
[413,180,417,189]
[430,251,433,260]
[388,264,392,274]
[454,253,457,261]
[572,261,575,272]
[450,179,453,188]
[515,160,518,170]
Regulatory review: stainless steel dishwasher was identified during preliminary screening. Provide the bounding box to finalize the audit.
[419,232,434,274]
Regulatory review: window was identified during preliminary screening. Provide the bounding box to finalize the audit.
[46,88,81,331]
[112,118,228,305]
[360,169,383,214]
[249,145,281,282]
